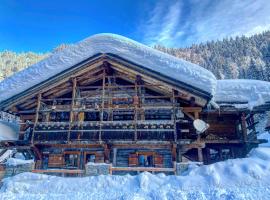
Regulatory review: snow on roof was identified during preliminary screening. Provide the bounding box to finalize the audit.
[0,33,216,103]
[214,79,270,109]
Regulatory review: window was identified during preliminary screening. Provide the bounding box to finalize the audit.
[221,148,231,160]
[209,148,219,161]
[64,152,79,168]
[85,153,96,163]
[129,152,163,167]
[138,153,154,167]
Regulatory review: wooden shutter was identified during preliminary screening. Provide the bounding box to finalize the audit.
[48,154,64,168]
[129,153,138,167]
[154,154,163,168]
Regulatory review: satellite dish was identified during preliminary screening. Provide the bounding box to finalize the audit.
[193,119,209,134]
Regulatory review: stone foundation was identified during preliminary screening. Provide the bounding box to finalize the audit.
[85,163,111,176]
[0,162,35,179]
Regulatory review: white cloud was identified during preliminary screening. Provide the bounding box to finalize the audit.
[140,0,270,46]
[141,0,182,46]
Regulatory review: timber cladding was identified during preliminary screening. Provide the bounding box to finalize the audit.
[0,50,260,175]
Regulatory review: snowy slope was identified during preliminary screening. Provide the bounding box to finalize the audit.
[215,79,270,109]
[0,34,216,103]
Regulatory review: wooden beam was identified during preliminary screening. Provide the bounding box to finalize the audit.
[99,70,106,142]
[172,90,177,142]
[31,93,42,144]
[241,113,248,142]
[68,78,77,142]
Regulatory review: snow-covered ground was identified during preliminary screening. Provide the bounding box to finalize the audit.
[0,132,269,200]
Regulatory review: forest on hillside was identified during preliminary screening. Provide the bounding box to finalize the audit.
[0,31,270,81]
[155,31,270,81]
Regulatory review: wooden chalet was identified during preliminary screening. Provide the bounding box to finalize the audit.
[0,34,269,175]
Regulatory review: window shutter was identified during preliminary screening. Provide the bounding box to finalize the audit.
[48,154,64,168]
[154,154,163,168]
[129,153,138,167]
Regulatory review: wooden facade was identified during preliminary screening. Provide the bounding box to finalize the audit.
[0,53,264,174]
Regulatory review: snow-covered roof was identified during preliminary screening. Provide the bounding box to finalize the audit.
[214,79,270,109]
[0,33,217,103]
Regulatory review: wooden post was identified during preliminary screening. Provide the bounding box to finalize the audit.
[241,113,247,142]
[134,80,138,141]
[172,143,177,162]
[177,147,182,162]
[194,110,203,162]
[198,148,203,162]
[99,70,106,142]
[31,93,42,144]
[104,144,110,162]
[172,90,177,142]
[113,148,117,166]
[68,78,77,142]
[108,76,114,121]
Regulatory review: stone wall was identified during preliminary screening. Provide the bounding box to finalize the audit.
[85,163,111,176]
[0,162,35,179]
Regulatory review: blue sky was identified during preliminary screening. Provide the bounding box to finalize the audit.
[0,0,270,52]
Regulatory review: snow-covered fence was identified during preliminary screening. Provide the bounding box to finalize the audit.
[0,111,20,123]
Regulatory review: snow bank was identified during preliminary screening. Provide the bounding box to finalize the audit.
[1,146,270,199]
[215,79,270,109]
[0,34,216,103]
[258,132,270,147]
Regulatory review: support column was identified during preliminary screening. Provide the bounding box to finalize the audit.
[194,110,203,162]
[241,113,248,142]
[113,148,117,166]
[104,144,110,163]
[177,145,182,162]
[31,93,42,144]
[172,90,177,142]
[68,77,77,142]
[134,79,138,141]
[99,70,106,142]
